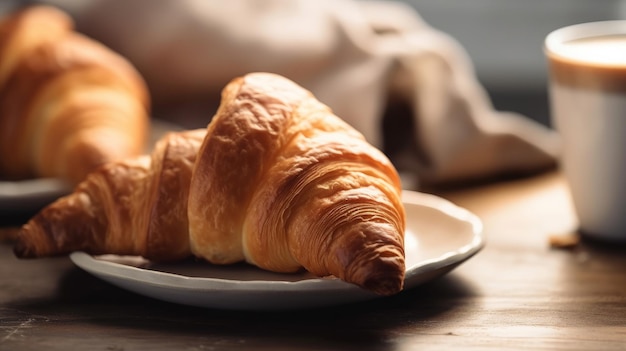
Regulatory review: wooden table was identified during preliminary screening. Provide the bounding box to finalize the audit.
[1,170,625,350]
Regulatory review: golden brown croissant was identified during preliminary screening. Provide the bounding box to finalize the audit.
[188,73,406,295]
[15,73,406,295]
[0,5,149,185]
[14,128,207,261]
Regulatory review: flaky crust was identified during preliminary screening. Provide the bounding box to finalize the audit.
[15,72,406,296]
[188,73,406,295]
[0,5,149,184]
[14,129,206,261]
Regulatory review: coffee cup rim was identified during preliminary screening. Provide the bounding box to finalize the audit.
[545,20,626,65]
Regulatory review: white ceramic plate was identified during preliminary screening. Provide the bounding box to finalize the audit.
[70,191,484,311]
[0,119,182,214]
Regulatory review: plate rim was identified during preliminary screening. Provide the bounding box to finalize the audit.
[69,190,485,307]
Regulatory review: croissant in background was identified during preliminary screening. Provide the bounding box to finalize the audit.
[15,73,406,296]
[0,5,149,185]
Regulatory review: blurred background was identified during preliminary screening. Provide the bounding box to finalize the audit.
[2,0,625,128]
[393,0,626,127]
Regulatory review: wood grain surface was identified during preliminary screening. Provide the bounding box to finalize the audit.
[1,171,625,350]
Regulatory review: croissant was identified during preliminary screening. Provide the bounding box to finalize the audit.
[14,128,207,261]
[0,5,149,184]
[188,73,406,295]
[15,72,406,296]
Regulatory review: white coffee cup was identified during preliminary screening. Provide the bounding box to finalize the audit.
[545,21,626,242]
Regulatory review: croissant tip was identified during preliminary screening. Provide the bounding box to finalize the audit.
[347,253,406,296]
[13,217,63,259]
[361,275,404,296]
[12,229,34,258]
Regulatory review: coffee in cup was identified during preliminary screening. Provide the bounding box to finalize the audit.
[545,21,626,242]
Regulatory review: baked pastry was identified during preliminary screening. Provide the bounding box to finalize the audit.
[0,5,149,184]
[189,73,406,295]
[14,128,206,261]
[15,73,406,295]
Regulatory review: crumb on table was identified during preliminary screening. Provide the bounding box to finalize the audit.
[548,232,581,249]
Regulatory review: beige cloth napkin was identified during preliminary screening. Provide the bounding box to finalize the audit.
[39,0,559,189]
